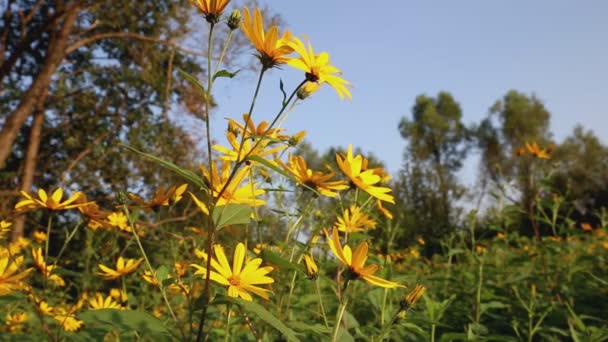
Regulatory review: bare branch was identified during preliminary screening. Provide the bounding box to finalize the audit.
[66,32,206,58]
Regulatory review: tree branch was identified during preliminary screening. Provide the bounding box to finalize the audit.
[66,32,207,58]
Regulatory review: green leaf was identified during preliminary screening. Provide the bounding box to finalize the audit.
[213,69,240,82]
[231,298,300,342]
[0,292,26,306]
[155,265,169,283]
[178,69,208,99]
[260,249,300,271]
[79,309,172,338]
[120,144,207,191]
[212,204,251,230]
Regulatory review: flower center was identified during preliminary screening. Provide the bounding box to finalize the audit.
[228,275,241,286]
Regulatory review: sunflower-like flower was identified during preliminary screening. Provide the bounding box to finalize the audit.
[53,309,83,332]
[189,0,231,23]
[97,257,143,280]
[241,7,294,69]
[336,145,395,203]
[287,36,352,100]
[325,228,403,288]
[213,132,287,164]
[31,248,65,287]
[276,154,348,197]
[76,195,110,230]
[334,205,377,233]
[0,249,32,296]
[129,184,188,210]
[200,161,266,207]
[191,243,274,301]
[228,114,289,141]
[5,312,27,332]
[15,188,88,212]
[89,293,124,310]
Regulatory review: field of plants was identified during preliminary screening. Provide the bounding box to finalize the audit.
[1,0,607,341]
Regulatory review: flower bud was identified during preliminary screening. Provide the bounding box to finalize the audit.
[297,81,320,100]
[227,9,241,30]
[303,254,319,280]
[115,190,130,206]
[288,131,307,147]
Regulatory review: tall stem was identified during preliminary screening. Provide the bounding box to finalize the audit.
[121,205,182,339]
[315,279,329,328]
[196,22,218,342]
[332,298,349,342]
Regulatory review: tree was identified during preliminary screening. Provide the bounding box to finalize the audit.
[550,126,608,224]
[474,90,553,236]
[0,0,265,238]
[395,92,470,249]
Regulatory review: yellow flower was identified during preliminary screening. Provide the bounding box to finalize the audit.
[287,36,352,100]
[0,251,32,296]
[8,237,30,255]
[213,131,286,164]
[200,161,265,207]
[241,7,294,69]
[334,205,377,233]
[31,248,65,286]
[376,199,393,220]
[37,301,54,316]
[15,188,88,211]
[525,142,553,159]
[89,293,124,310]
[97,257,143,280]
[302,254,318,280]
[141,270,161,287]
[0,220,12,240]
[581,223,593,232]
[107,212,131,232]
[276,154,348,197]
[77,195,110,230]
[110,288,128,303]
[191,243,274,301]
[129,184,188,210]
[228,114,289,141]
[5,312,27,332]
[53,312,83,332]
[189,192,210,216]
[325,228,403,288]
[336,145,395,203]
[32,231,47,243]
[400,284,426,310]
[189,0,231,22]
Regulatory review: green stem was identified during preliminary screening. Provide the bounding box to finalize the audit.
[332,298,349,342]
[236,67,266,163]
[214,30,234,76]
[315,279,329,328]
[204,22,216,193]
[52,221,83,268]
[121,205,183,339]
[431,323,436,342]
[196,21,218,342]
[224,304,232,342]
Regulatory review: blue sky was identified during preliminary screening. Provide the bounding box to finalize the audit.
[210,1,608,180]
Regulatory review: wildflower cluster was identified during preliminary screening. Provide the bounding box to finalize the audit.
[0,1,424,340]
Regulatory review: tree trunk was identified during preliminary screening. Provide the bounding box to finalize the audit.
[0,4,79,169]
[11,88,47,241]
